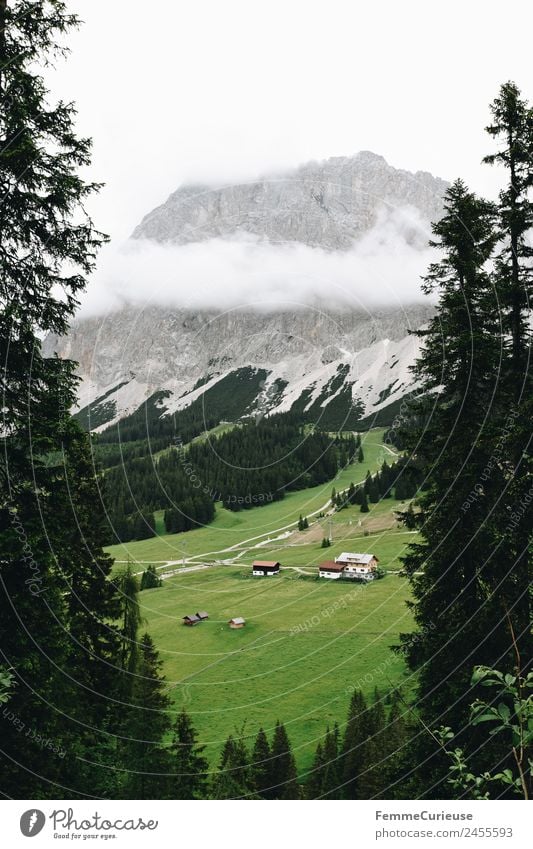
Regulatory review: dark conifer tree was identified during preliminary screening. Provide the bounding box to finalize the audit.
[397,177,525,792]
[305,740,325,799]
[121,634,172,799]
[353,485,364,506]
[250,726,272,798]
[140,565,163,590]
[211,734,252,799]
[0,0,127,798]
[114,565,144,676]
[340,689,370,799]
[319,723,341,797]
[304,725,341,799]
[269,721,300,799]
[381,691,409,799]
[482,82,533,673]
[368,478,380,504]
[403,503,416,529]
[483,82,533,379]
[168,709,208,800]
[361,693,387,799]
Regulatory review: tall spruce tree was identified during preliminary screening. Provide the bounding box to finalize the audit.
[360,693,388,799]
[250,726,272,798]
[305,740,326,799]
[305,725,341,799]
[381,692,409,799]
[0,0,128,798]
[340,689,371,799]
[318,724,341,798]
[397,176,529,793]
[168,709,208,799]
[211,733,252,799]
[483,82,533,674]
[483,82,533,377]
[121,634,172,799]
[115,564,144,676]
[269,721,300,799]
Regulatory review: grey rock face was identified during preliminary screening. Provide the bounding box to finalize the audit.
[47,151,446,429]
[45,303,433,429]
[46,305,431,390]
[132,151,448,249]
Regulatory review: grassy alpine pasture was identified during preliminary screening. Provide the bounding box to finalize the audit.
[254,497,420,571]
[139,566,414,775]
[108,426,417,775]
[106,427,395,566]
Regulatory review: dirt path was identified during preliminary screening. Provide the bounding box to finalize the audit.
[122,445,404,574]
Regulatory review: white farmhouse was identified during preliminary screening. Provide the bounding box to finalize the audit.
[252,560,280,576]
[318,561,345,580]
[336,552,379,578]
[318,552,379,580]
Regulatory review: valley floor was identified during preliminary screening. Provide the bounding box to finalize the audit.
[105,428,418,774]
[141,567,414,775]
[106,428,408,568]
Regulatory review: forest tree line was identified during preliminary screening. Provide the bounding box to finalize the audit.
[102,417,359,543]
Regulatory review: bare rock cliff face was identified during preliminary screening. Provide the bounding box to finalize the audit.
[132,151,447,249]
[45,303,433,430]
[47,151,446,430]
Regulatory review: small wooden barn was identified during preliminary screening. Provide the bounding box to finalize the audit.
[252,560,280,576]
[182,614,201,626]
[196,611,209,621]
[228,617,246,629]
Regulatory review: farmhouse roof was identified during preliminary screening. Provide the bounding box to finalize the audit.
[196,611,209,620]
[183,614,200,622]
[336,552,377,565]
[229,617,246,625]
[252,560,280,567]
[319,561,345,572]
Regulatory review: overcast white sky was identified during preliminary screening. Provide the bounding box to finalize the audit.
[45,0,533,315]
[57,0,533,241]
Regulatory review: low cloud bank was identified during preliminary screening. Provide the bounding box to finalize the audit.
[79,207,437,317]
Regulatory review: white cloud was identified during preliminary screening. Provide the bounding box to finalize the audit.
[79,206,437,317]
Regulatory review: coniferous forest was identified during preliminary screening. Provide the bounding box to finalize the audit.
[0,0,532,805]
[101,416,353,543]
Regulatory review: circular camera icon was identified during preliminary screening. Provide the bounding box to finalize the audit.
[20,809,46,837]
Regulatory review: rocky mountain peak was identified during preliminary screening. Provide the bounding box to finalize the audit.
[132,151,448,250]
[48,151,445,432]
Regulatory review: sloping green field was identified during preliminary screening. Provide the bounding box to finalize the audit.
[106,428,393,565]
[108,427,417,774]
[139,567,414,774]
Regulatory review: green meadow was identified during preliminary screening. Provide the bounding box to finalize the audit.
[108,426,418,773]
[106,428,395,566]
[139,567,414,774]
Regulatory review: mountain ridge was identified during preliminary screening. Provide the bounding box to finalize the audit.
[132,150,448,250]
[44,303,432,433]
[46,151,445,434]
